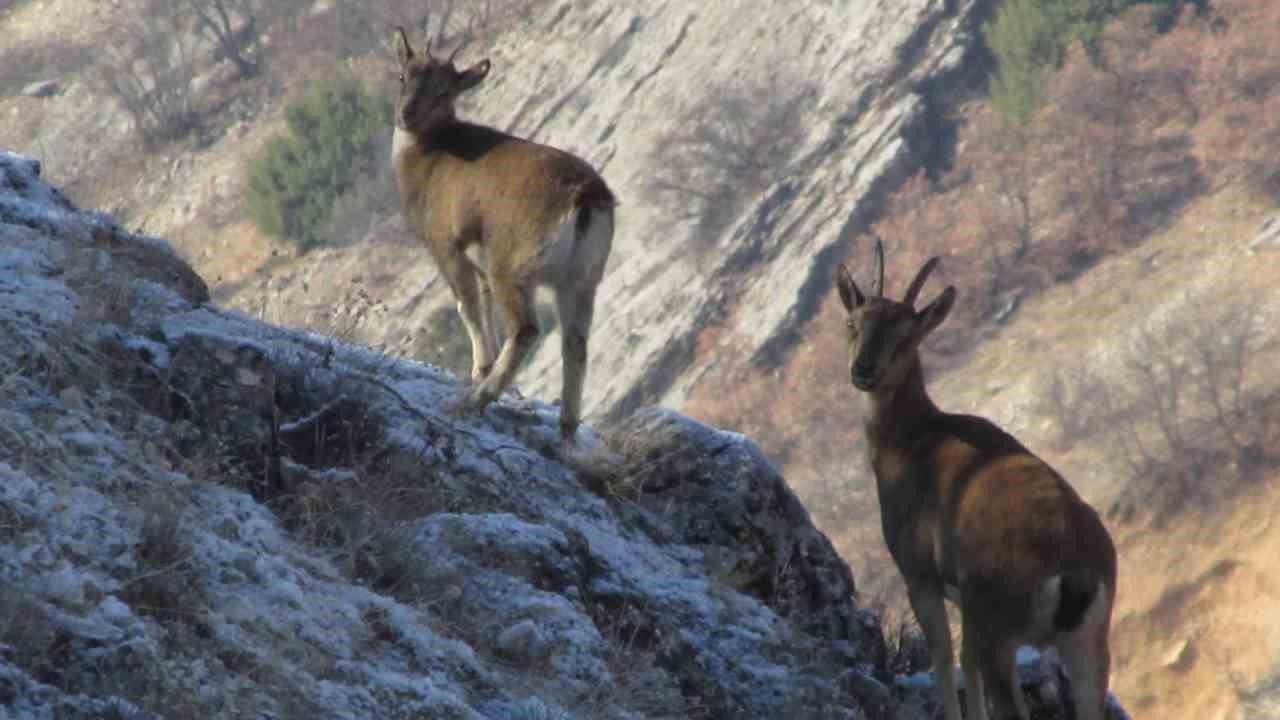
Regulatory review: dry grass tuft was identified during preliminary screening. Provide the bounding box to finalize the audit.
[117,491,204,622]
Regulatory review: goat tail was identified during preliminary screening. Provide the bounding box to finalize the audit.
[1054,569,1100,632]
[574,176,616,233]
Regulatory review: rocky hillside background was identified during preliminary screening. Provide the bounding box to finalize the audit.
[3,0,1280,718]
[0,0,992,418]
[0,151,1133,719]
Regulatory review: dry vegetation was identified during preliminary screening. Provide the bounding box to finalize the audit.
[1040,293,1280,525]
[649,70,817,261]
[685,0,1280,604]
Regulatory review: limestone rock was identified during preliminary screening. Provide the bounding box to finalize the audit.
[1248,213,1280,251]
[20,79,60,98]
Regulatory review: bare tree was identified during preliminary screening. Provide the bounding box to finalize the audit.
[649,72,816,255]
[91,0,268,145]
[1044,295,1277,521]
[179,0,262,79]
[92,0,202,146]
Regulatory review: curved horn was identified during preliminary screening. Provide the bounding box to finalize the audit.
[836,262,865,310]
[873,236,885,298]
[395,26,414,62]
[447,41,464,66]
[903,256,940,308]
[419,17,434,58]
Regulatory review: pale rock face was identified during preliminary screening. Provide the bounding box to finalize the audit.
[484,1,987,421]
[242,0,989,425]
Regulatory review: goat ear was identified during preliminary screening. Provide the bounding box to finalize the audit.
[457,59,491,91]
[835,263,865,312]
[917,286,956,335]
[394,27,414,66]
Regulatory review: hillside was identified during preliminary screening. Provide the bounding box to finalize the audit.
[0,151,1135,719]
[680,3,1280,719]
[3,0,1279,718]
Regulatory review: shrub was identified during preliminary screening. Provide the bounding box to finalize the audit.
[246,76,391,250]
[984,0,1195,122]
[984,0,1067,122]
[92,0,203,147]
[1039,296,1280,523]
[649,72,815,260]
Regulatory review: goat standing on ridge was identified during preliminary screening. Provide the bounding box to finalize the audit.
[835,239,1118,720]
[391,27,616,441]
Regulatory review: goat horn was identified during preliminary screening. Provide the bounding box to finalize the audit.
[873,236,885,298]
[903,257,940,308]
[420,18,434,58]
[447,41,464,65]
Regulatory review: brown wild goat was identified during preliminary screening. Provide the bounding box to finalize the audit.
[391,28,616,440]
[835,240,1117,720]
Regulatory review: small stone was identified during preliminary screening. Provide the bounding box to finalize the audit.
[59,386,86,411]
[495,619,548,661]
[235,367,262,387]
[1248,215,1280,252]
[1162,637,1195,670]
[21,80,60,98]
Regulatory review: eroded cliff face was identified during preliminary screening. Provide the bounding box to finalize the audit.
[494,0,990,420]
[2,0,994,424]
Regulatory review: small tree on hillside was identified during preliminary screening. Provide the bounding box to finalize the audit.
[246,76,392,250]
[984,0,1198,123]
[984,0,1067,123]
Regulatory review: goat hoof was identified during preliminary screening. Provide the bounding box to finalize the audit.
[467,386,497,410]
[559,420,579,444]
[443,394,473,417]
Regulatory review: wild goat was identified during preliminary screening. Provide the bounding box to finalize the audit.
[391,27,616,440]
[835,240,1117,720]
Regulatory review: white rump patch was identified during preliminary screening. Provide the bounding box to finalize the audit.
[1028,575,1064,642]
[532,205,613,286]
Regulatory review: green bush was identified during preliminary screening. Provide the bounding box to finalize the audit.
[984,0,1063,123]
[247,76,392,250]
[984,0,1191,123]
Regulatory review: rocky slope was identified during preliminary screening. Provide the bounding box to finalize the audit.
[0,151,1132,718]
